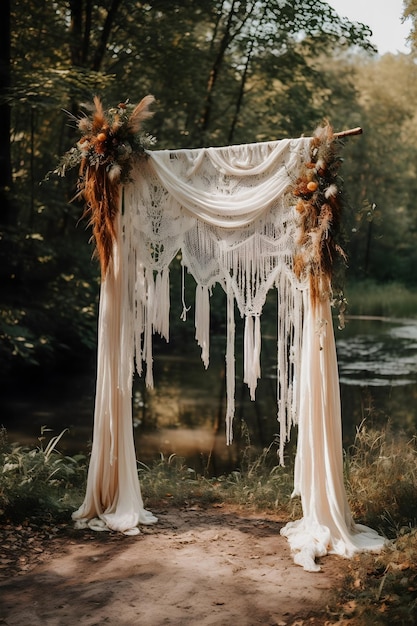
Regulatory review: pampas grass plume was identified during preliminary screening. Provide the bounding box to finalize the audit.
[127,95,155,133]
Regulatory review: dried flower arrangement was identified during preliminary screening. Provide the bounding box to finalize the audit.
[55,95,156,275]
[292,123,347,308]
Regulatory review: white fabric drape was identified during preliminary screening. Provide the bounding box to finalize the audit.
[72,229,157,534]
[73,136,385,568]
[280,292,385,571]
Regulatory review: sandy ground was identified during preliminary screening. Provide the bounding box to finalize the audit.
[0,503,347,626]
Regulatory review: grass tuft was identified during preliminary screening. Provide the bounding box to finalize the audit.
[138,452,218,507]
[345,422,417,537]
[0,426,87,523]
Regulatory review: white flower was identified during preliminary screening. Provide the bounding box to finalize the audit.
[78,117,91,133]
[108,162,122,182]
[324,184,338,199]
[77,139,90,155]
[2,462,19,472]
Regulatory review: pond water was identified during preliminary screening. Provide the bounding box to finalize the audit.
[337,317,417,445]
[1,316,417,475]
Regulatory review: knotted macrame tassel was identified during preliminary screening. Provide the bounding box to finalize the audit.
[243,315,261,400]
[144,268,155,388]
[225,290,236,444]
[153,267,170,341]
[134,266,145,377]
[195,284,210,368]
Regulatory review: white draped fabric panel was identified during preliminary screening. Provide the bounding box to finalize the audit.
[73,137,385,569]
[72,236,158,535]
[280,293,385,571]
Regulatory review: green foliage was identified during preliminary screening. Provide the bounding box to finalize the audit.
[0,222,99,374]
[214,444,300,517]
[345,280,417,318]
[403,0,417,52]
[0,427,87,522]
[138,453,216,507]
[326,54,417,285]
[3,0,416,378]
[4,419,417,540]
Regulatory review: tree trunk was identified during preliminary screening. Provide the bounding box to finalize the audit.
[199,0,238,142]
[82,0,93,65]
[69,0,84,66]
[92,0,123,72]
[228,39,253,144]
[227,2,266,145]
[0,0,12,225]
[70,0,121,71]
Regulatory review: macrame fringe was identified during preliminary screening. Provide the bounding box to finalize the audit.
[225,289,236,445]
[122,136,312,450]
[195,284,211,368]
[121,127,344,452]
[276,270,304,464]
[243,315,262,400]
[153,267,170,341]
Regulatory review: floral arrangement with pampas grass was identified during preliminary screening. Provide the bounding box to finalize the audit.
[292,122,346,308]
[54,95,156,275]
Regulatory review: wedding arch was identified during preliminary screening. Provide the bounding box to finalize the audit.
[56,96,386,571]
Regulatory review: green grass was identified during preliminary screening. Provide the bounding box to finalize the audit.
[345,280,417,319]
[2,424,417,623]
[138,438,301,520]
[0,426,87,522]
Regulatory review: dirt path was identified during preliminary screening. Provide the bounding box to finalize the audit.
[0,504,347,625]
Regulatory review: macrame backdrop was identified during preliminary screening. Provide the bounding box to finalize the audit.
[72,127,386,571]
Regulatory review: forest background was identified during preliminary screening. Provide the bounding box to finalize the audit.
[1,0,417,381]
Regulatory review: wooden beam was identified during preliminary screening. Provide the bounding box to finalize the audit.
[334,127,363,139]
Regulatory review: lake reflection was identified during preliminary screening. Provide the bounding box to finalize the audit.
[337,319,417,387]
[131,317,417,471]
[132,335,284,474]
[336,317,417,445]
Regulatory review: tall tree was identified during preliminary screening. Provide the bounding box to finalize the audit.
[0,0,12,225]
[1,0,381,375]
[403,0,417,51]
[132,0,376,147]
[324,53,417,283]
